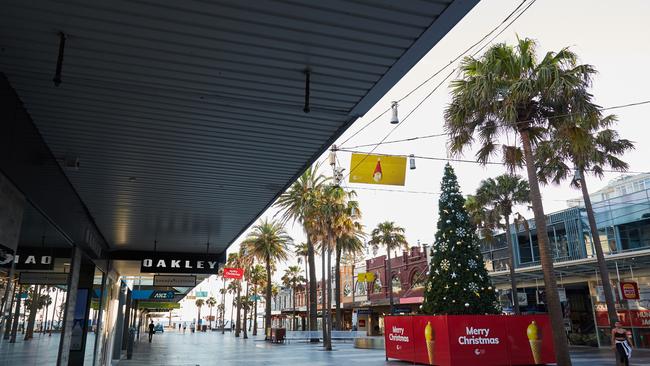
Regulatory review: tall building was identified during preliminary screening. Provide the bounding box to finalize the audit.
[481,173,650,348]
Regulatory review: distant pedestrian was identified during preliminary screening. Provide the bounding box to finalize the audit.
[178,323,182,331]
[183,323,187,334]
[612,321,633,366]
[190,322,195,333]
[148,321,155,343]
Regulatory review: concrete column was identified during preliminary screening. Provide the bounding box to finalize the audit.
[57,247,95,365]
[57,246,81,365]
[112,283,126,361]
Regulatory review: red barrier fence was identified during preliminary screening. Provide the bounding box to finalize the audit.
[384,315,556,365]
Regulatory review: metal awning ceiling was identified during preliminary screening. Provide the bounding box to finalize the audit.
[0,0,477,254]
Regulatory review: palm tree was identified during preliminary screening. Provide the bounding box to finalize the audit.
[335,225,364,330]
[242,219,291,339]
[226,252,244,337]
[465,194,499,241]
[313,184,359,348]
[294,242,310,330]
[536,113,634,327]
[226,281,239,331]
[195,299,205,329]
[249,264,266,335]
[282,266,306,331]
[444,38,600,365]
[275,165,327,340]
[238,245,255,339]
[206,297,217,330]
[475,174,530,314]
[369,222,408,314]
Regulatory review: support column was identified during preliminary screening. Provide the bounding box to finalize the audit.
[57,246,95,366]
[112,283,126,361]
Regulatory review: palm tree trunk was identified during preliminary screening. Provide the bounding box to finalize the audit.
[325,237,333,350]
[50,288,58,335]
[387,250,394,313]
[4,282,17,340]
[321,241,328,347]
[9,286,22,343]
[505,215,520,315]
[335,244,342,331]
[253,283,258,336]
[209,307,213,330]
[221,279,227,334]
[243,281,249,339]
[292,287,296,331]
[579,171,618,326]
[230,300,234,333]
[520,128,571,366]
[307,236,318,342]
[235,283,241,337]
[303,256,309,331]
[265,258,272,340]
[25,285,40,340]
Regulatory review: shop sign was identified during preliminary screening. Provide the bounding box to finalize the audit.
[140,252,223,274]
[137,301,181,309]
[223,267,244,279]
[132,290,175,300]
[384,315,556,366]
[392,307,412,314]
[195,291,208,298]
[357,272,375,283]
[595,309,650,328]
[356,308,372,315]
[153,275,196,287]
[18,272,68,285]
[0,247,56,270]
[620,282,640,300]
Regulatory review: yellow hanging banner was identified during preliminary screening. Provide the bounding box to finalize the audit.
[349,153,406,186]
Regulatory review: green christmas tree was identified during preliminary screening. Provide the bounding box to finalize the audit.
[422,163,499,315]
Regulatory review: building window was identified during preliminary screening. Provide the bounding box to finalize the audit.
[619,220,650,251]
[372,274,382,294]
[392,275,401,294]
[343,281,352,297]
[411,271,426,290]
[355,281,366,296]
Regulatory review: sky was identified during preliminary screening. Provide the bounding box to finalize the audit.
[212,0,650,299]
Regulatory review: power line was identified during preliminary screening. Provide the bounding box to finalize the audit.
[337,148,648,175]
[337,0,533,148]
[339,99,650,150]
[341,2,538,176]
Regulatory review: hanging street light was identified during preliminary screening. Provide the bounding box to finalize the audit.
[390,101,399,124]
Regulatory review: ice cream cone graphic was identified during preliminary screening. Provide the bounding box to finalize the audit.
[425,321,435,365]
[527,321,542,364]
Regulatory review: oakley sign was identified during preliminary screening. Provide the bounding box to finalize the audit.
[140,252,223,274]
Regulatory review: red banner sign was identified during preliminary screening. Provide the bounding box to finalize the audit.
[596,309,650,328]
[385,315,555,366]
[223,267,244,279]
[620,282,640,300]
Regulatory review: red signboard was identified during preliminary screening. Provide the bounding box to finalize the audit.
[596,309,650,328]
[385,315,556,366]
[223,267,244,279]
[620,282,640,300]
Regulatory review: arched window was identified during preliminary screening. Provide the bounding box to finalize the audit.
[373,273,382,293]
[355,281,366,296]
[343,281,352,297]
[392,275,402,293]
[411,270,426,290]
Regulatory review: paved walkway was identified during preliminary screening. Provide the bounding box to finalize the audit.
[118,329,650,366]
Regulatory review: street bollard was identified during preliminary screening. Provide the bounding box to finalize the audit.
[127,327,135,360]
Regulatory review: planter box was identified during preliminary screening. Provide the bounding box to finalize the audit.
[384,315,556,365]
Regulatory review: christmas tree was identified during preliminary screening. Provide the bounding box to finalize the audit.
[421,163,499,315]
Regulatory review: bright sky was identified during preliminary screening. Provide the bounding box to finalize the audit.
[219,0,650,291]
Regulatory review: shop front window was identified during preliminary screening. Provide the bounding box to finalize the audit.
[619,220,650,251]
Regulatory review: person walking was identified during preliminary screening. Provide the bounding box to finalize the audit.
[612,321,633,366]
[183,323,187,334]
[190,322,195,333]
[178,323,182,332]
[148,321,155,343]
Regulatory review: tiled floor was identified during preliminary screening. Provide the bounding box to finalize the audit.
[117,329,650,366]
[2,328,650,365]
